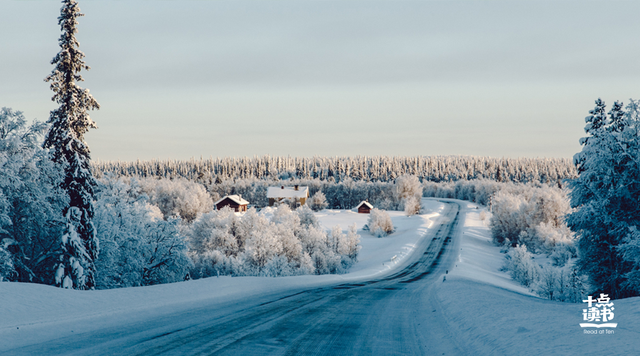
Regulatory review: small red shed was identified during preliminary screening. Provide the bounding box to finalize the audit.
[356,201,373,214]
[215,195,249,212]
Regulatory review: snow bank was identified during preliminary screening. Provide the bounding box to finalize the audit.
[436,200,640,355]
[445,201,533,295]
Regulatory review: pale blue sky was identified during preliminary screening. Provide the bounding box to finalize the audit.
[2,0,639,161]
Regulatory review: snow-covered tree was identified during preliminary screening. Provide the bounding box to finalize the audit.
[490,185,574,253]
[394,175,422,215]
[93,155,576,186]
[534,265,560,300]
[365,208,395,237]
[243,222,281,270]
[44,0,100,290]
[403,196,421,216]
[395,175,422,202]
[140,217,190,285]
[0,108,66,284]
[567,98,640,298]
[564,266,587,303]
[0,246,15,281]
[186,204,359,277]
[187,207,239,258]
[502,244,539,287]
[328,226,346,255]
[296,205,319,228]
[139,177,213,222]
[94,176,190,288]
[308,191,328,211]
[345,223,361,260]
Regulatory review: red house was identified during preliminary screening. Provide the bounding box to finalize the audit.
[215,195,249,212]
[356,201,373,214]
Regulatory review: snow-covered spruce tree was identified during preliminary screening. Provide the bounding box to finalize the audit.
[616,100,640,295]
[567,98,640,298]
[44,0,100,290]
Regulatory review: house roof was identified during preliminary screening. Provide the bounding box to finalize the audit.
[214,195,249,206]
[356,201,373,209]
[267,186,309,199]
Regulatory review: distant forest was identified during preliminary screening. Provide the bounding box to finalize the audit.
[93,155,576,184]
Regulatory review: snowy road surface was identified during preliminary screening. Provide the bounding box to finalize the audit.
[4,202,464,356]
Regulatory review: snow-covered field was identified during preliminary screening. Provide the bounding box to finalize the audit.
[436,199,640,355]
[2,198,639,354]
[0,200,446,351]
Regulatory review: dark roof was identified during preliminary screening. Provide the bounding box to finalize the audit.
[215,195,249,206]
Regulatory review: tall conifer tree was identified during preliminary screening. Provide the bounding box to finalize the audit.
[567,99,640,298]
[44,0,100,290]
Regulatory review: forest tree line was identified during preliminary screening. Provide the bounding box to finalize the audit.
[92,155,576,185]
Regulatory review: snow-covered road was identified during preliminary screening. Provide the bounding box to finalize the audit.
[3,201,465,355]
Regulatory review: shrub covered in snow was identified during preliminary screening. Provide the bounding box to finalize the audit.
[139,177,213,222]
[531,265,584,303]
[403,196,421,216]
[395,175,422,216]
[502,244,539,287]
[296,205,319,228]
[308,191,328,211]
[0,247,15,281]
[501,243,587,302]
[0,107,67,285]
[479,182,588,302]
[364,208,395,237]
[489,185,574,253]
[93,177,191,289]
[186,205,360,278]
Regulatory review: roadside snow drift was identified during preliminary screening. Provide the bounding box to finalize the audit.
[436,200,640,355]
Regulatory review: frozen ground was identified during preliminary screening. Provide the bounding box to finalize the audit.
[0,200,446,351]
[2,198,639,355]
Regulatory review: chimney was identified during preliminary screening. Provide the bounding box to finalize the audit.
[294,185,299,191]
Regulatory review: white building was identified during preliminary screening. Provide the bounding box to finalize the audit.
[267,185,309,207]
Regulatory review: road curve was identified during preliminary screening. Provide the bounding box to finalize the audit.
[9,200,466,356]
